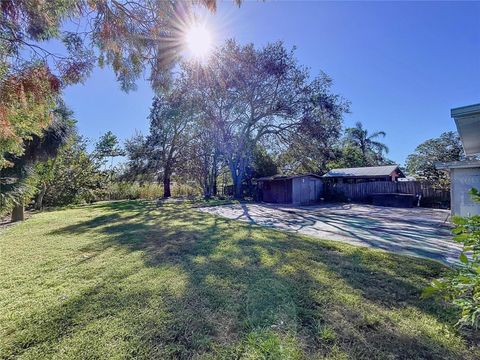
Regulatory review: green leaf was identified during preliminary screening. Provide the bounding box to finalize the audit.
[452,216,468,225]
[422,286,437,298]
[459,252,468,264]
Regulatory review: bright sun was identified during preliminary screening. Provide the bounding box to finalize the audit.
[185,24,212,58]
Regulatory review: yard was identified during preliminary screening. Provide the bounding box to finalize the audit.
[1,200,478,359]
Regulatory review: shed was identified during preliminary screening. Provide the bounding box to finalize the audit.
[256,174,323,205]
[323,165,405,184]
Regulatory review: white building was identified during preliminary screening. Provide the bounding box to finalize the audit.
[436,104,480,216]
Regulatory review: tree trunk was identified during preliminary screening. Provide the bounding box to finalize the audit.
[212,155,218,196]
[234,179,242,199]
[35,183,47,211]
[203,171,211,200]
[11,203,25,222]
[228,160,241,199]
[202,154,211,199]
[229,157,248,200]
[212,176,217,197]
[204,187,211,200]
[163,174,171,198]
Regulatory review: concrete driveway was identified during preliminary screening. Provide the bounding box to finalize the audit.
[198,203,460,264]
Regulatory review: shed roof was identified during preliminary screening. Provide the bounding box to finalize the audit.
[256,174,322,181]
[323,165,402,178]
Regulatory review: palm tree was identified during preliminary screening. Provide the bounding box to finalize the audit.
[345,121,389,166]
[1,103,73,222]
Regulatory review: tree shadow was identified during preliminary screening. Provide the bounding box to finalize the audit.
[203,203,460,265]
[7,200,476,359]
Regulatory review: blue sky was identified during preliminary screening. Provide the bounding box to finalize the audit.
[64,1,480,165]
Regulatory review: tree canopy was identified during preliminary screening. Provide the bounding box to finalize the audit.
[182,40,347,197]
[406,131,463,190]
[145,90,196,198]
[34,132,105,208]
[0,64,61,168]
[1,0,228,89]
[344,121,389,166]
[94,131,124,162]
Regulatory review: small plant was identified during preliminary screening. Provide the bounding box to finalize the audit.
[317,324,336,343]
[424,188,480,329]
[242,330,302,359]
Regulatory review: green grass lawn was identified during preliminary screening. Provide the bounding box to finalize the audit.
[0,200,478,359]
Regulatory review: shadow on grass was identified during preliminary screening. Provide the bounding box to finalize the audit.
[6,200,476,359]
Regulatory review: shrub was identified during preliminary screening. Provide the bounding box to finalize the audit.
[107,182,162,200]
[424,188,480,329]
[106,181,201,201]
[171,182,200,197]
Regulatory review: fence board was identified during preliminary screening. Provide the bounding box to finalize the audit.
[326,181,449,208]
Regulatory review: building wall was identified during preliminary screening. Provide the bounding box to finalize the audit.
[451,167,480,216]
[261,179,293,203]
[292,177,323,205]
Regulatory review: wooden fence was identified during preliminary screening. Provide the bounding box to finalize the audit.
[325,181,450,208]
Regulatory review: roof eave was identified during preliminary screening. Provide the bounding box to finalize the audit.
[451,103,480,156]
[257,173,322,181]
[451,103,480,118]
[435,159,480,170]
[323,174,394,179]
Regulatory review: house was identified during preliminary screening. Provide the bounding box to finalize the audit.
[436,104,480,216]
[256,174,323,205]
[323,165,405,184]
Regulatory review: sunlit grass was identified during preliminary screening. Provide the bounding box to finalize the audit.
[0,200,478,359]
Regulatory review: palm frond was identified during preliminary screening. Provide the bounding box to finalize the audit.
[354,121,364,130]
[368,131,386,140]
[369,140,389,154]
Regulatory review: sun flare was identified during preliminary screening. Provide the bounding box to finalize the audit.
[185,23,212,58]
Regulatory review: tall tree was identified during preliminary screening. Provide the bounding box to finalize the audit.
[146,89,195,198]
[184,40,347,198]
[122,132,152,183]
[345,121,389,166]
[182,120,222,199]
[406,131,463,190]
